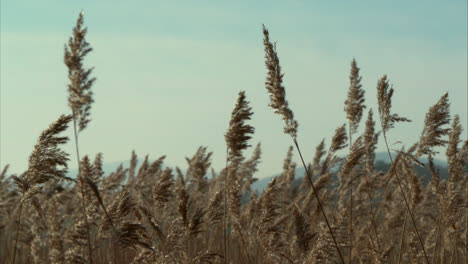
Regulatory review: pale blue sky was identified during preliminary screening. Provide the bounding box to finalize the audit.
[1,1,467,178]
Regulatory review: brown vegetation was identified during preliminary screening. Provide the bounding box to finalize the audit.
[0,13,466,264]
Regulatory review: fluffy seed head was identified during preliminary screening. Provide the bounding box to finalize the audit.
[417,92,451,156]
[225,91,254,161]
[344,59,366,134]
[376,75,410,132]
[263,25,298,138]
[65,12,95,132]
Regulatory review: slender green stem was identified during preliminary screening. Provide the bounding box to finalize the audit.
[293,138,345,264]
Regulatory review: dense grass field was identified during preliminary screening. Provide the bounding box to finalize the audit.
[0,13,466,264]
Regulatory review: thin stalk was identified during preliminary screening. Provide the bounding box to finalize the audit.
[223,147,228,264]
[4,235,12,264]
[365,223,377,250]
[11,200,23,264]
[349,187,353,263]
[362,173,382,251]
[348,127,353,264]
[72,117,93,264]
[465,184,467,264]
[379,116,430,264]
[397,209,408,264]
[449,236,456,264]
[432,214,442,264]
[238,230,252,264]
[293,138,345,264]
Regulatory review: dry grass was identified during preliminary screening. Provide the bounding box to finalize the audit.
[0,13,467,264]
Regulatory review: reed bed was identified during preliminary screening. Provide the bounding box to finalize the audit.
[0,13,466,264]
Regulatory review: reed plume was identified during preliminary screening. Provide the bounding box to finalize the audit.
[344,58,366,135]
[225,91,254,161]
[3,12,467,264]
[375,74,429,264]
[64,12,96,263]
[11,114,72,264]
[417,92,451,157]
[224,90,254,263]
[65,12,95,132]
[262,25,298,139]
[376,75,410,133]
[263,24,344,263]
[344,59,365,262]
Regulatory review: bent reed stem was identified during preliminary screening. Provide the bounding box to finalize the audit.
[293,138,345,264]
[380,129,430,264]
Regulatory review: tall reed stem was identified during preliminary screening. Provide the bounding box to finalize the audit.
[293,138,345,264]
[72,116,93,264]
[11,200,23,264]
[432,214,442,264]
[348,127,353,263]
[223,148,228,264]
[380,129,430,264]
[362,173,382,251]
[397,209,408,264]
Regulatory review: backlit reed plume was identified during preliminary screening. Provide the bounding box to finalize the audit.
[65,11,95,133]
[344,58,365,262]
[417,92,451,156]
[263,24,344,263]
[64,12,96,263]
[344,58,366,135]
[376,75,411,133]
[224,90,254,263]
[11,114,72,264]
[375,75,429,264]
[262,25,298,139]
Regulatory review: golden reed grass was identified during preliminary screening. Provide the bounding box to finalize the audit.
[0,13,466,264]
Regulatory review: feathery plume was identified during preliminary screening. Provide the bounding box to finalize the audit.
[344,59,366,134]
[14,115,72,194]
[128,151,138,186]
[446,114,462,160]
[207,190,223,225]
[153,168,174,208]
[262,25,344,262]
[364,109,379,173]
[331,124,348,153]
[65,12,95,132]
[0,164,9,182]
[186,147,212,192]
[376,75,410,133]
[262,25,298,138]
[311,139,326,174]
[224,90,255,263]
[340,136,365,179]
[417,92,451,156]
[92,153,104,183]
[12,115,72,264]
[293,204,315,253]
[225,91,254,161]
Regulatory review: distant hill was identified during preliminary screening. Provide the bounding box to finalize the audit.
[251,152,449,192]
[67,152,449,192]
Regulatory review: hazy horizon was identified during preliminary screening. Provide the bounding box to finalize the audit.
[1,1,467,179]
